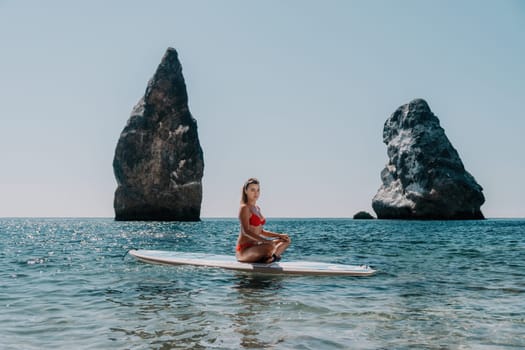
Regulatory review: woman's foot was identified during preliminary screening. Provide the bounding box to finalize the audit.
[258,254,280,264]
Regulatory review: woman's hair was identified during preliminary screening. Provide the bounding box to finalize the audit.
[241,178,259,204]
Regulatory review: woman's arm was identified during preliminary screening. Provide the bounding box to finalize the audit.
[261,229,290,241]
[260,229,279,238]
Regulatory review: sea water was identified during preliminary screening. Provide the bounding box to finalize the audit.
[1,218,524,349]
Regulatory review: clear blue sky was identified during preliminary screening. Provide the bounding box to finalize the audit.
[1,0,524,218]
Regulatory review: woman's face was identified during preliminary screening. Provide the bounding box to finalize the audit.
[245,184,260,202]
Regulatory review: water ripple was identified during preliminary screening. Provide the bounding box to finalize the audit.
[0,218,524,349]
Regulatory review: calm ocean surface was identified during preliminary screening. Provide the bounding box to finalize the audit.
[1,218,524,349]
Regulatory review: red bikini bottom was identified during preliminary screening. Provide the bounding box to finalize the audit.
[236,242,256,252]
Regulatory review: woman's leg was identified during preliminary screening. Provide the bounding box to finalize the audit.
[236,244,274,263]
[273,237,291,258]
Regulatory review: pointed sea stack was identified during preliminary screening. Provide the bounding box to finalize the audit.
[372,99,484,220]
[113,48,204,221]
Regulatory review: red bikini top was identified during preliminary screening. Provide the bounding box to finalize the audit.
[249,206,266,226]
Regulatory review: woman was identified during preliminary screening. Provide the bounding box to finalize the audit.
[236,178,291,263]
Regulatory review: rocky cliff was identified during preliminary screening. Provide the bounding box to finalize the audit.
[113,48,204,221]
[372,99,484,220]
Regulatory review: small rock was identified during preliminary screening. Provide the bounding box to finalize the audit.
[353,211,375,220]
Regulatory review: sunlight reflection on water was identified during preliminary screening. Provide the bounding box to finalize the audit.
[0,218,524,349]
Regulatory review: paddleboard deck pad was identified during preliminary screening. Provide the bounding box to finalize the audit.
[129,250,376,276]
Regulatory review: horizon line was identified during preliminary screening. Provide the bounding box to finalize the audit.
[0,216,523,220]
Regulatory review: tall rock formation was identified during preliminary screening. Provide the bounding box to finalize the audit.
[113,48,204,221]
[372,99,484,220]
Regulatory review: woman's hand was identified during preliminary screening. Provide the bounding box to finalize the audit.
[277,233,290,242]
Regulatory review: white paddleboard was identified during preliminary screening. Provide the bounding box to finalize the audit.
[129,249,376,276]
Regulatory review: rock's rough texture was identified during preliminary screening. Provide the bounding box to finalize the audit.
[113,48,204,221]
[372,99,484,220]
